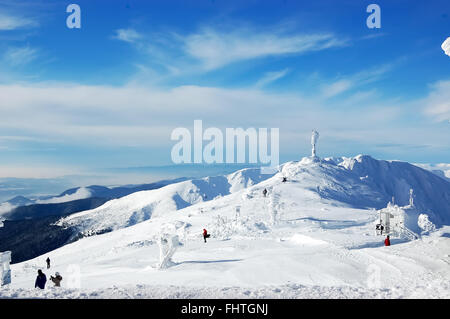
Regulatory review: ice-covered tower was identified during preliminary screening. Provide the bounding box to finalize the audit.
[0,218,11,286]
[311,130,319,157]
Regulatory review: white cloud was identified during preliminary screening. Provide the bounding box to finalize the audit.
[255,69,290,87]
[36,187,92,204]
[183,27,347,70]
[442,37,450,57]
[423,81,450,122]
[414,163,450,181]
[0,80,448,156]
[321,80,353,98]
[320,64,393,99]
[3,46,38,66]
[113,28,142,43]
[0,164,81,179]
[0,202,15,218]
[0,12,36,30]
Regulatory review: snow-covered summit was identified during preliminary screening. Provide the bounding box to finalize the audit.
[58,155,450,241]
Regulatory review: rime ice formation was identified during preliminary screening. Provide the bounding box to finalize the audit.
[158,234,180,269]
[311,130,319,157]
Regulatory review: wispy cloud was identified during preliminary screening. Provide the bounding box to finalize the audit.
[113,28,142,43]
[183,27,348,70]
[3,46,38,66]
[114,24,348,73]
[320,63,394,99]
[0,12,36,30]
[321,79,353,98]
[255,68,290,88]
[423,80,450,123]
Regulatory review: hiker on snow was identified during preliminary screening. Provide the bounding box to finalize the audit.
[46,257,51,269]
[384,235,391,246]
[263,188,268,197]
[203,229,210,243]
[50,272,63,287]
[35,269,47,289]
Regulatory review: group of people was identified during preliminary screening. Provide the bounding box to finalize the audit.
[376,224,391,246]
[35,257,63,289]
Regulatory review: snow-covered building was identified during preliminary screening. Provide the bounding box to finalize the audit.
[377,189,421,240]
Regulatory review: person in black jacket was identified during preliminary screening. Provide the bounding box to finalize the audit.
[35,269,47,289]
[46,257,51,269]
[263,188,268,197]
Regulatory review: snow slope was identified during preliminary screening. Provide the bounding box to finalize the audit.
[58,167,274,237]
[59,155,450,239]
[1,155,450,299]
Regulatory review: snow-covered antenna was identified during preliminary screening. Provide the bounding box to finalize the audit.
[409,189,414,207]
[311,130,319,157]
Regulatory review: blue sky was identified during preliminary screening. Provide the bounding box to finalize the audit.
[0,0,449,182]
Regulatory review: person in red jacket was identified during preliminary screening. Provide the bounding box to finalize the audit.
[203,229,210,243]
[384,235,391,246]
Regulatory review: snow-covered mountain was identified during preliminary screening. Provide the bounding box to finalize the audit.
[2,154,450,299]
[58,155,450,238]
[58,167,274,236]
[1,178,188,220]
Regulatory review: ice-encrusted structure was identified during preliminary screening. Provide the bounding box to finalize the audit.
[0,219,11,286]
[377,189,422,240]
[158,234,180,269]
[311,130,319,157]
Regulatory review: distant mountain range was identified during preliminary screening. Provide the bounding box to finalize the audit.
[2,178,188,220]
[0,177,188,263]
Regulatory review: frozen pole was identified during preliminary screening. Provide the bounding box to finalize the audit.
[311,130,319,157]
[409,189,414,207]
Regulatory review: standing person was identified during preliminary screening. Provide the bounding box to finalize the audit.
[50,272,63,287]
[203,229,210,243]
[384,235,391,246]
[263,188,268,197]
[35,269,47,289]
[46,257,51,269]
